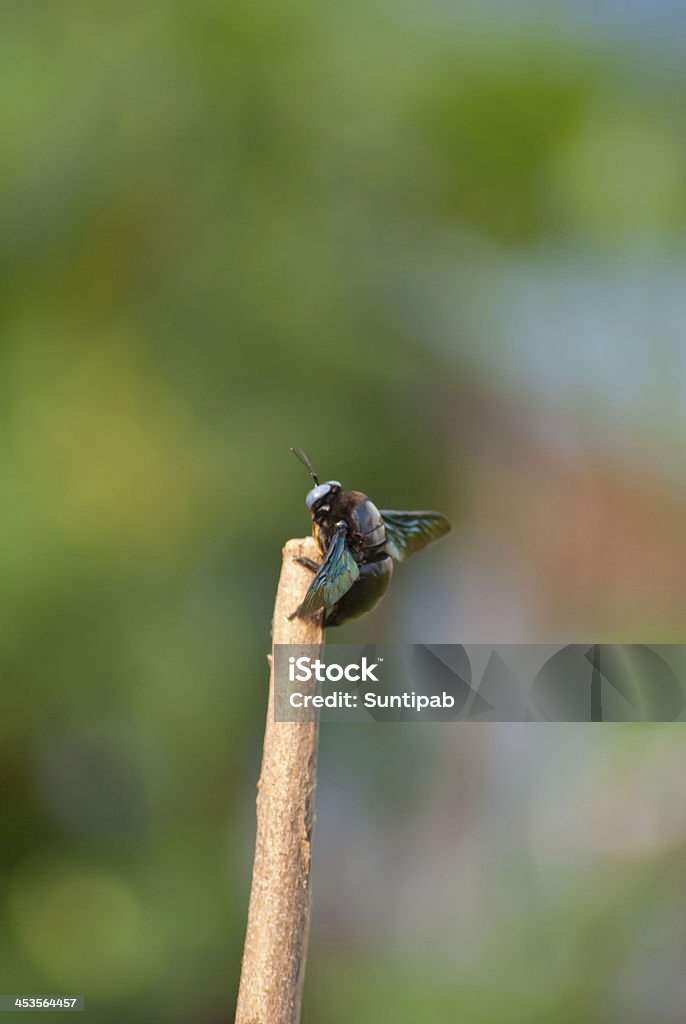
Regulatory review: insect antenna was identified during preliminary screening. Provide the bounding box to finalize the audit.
[290,446,319,486]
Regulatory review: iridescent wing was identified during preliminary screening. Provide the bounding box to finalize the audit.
[381,510,451,563]
[296,528,360,617]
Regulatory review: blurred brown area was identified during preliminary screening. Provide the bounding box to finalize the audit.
[472,414,686,637]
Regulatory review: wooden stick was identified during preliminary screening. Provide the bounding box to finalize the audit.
[235,536,324,1024]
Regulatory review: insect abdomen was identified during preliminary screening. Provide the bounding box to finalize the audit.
[324,555,393,626]
[353,497,386,552]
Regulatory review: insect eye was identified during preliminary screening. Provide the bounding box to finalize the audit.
[306,483,332,509]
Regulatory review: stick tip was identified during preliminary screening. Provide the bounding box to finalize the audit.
[282,536,317,559]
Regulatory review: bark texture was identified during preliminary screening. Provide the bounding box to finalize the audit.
[235,536,324,1024]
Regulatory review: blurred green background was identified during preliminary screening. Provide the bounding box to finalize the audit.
[3,2,686,1021]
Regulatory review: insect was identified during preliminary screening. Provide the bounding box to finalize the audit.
[289,447,451,627]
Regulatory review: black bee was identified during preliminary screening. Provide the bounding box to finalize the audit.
[290,447,451,627]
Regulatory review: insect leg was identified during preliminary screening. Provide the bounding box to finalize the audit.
[293,557,320,573]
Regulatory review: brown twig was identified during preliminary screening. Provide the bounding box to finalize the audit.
[235,536,324,1024]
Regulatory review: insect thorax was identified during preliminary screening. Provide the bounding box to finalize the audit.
[312,491,386,560]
